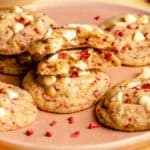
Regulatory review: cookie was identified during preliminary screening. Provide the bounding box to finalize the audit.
[96,67,150,131]
[28,24,114,57]
[37,48,121,76]
[23,69,110,113]
[0,81,37,131]
[100,13,150,66]
[0,52,32,75]
[0,6,56,55]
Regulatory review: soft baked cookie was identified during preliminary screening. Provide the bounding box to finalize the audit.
[0,81,37,131]
[0,6,56,55]
[0,52,32,75]
[28,24,114,57]
[23,69,110,113]
[100,13,150,66]
[37,48,121,76]
[96,67,150,131]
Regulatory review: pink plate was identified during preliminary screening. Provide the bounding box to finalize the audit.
[0,1,150,150]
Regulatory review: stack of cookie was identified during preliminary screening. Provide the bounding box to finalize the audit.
[23,24,121,113]
[0,6,56,75]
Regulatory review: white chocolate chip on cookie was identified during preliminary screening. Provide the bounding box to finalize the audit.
[14,6,23,13]
[133,30,145,42]
[137,15,149,24]
[139,67,150,79]
[124,14,137,24]
[46,87,56,97]
[126,81,141,89]
[44,28,53,39]
[6,89,19,99]
[0,108,6,117]
[63,30,76,41]
[79,71,90,76]
[112,91,123,103]
[43,76,56,87]
[139,96,150,112]
[14,23,24,33]
[74,61,87,70]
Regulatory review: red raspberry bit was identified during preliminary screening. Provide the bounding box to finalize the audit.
[104,51,112,60]
[67,116,74,124]
[127,25,132,29]
[114,30,124,37]
[80,51,90,60]
[94,16,100,20]
[45,131,52,137]
[34,28,40,34]
[70,71,79,78]
[25,129,34,136]
[0,88,4,94]
[124,99,131,103]
[50,120,56,127]
[112,48,119,55]
[124,124,129,128]
[104,27,111,32]
[88,122,100,129]
[71,130,80,138]
[141,83,150,89]
[24,22,31,26]
[58,52,67,59]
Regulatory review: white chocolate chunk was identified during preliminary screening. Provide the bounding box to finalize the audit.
[126,81,141,89]
[0,108,6,117]
[25,15,34,22]
[51,38,64,51]
[70,40,78,46]
[114,21,127,27]
[14,23,24,33]
[139,67,150,79]
[116,91,123,103]
[111,91,123,102]
[74,61,87,70]
[36,20,44,30]
[97,28,104,34]
[14,6,23,13]
[70,53,78,60]
[57,63,70,74]
[80,25,93,32]
[124,14,137,24]
[47,54,58,62]
[63,77,71,85]
[63,30,76,41]
[44,28,53,39]
[68,24,93,32]
[43,76,56,87]
[133,30,145,42]
[79,71,90,76]
[6,89,19,99]
[139,96,150,112]
[137,15,149,24]
[47,87,56,97]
